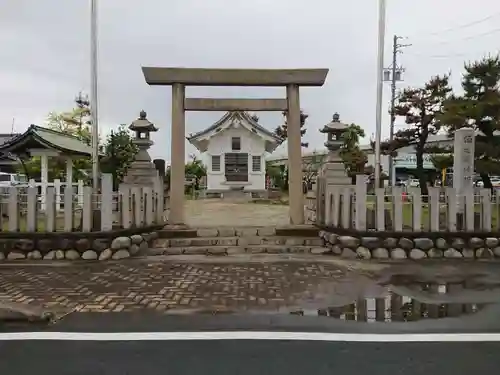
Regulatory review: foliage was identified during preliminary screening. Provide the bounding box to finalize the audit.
[339,123,368,182]
[19,94,138,185]
[302,152,326,185]
[440,55,500,189]
[379,74,452,194]
[184,154,206,191]
[100,125,139,188]
[274,110,309,147]
[266,162,289,191]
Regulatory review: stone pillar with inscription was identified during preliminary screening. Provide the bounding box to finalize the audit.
[453,128,475,198]
[453,128,475,226]
[122,110,160,186]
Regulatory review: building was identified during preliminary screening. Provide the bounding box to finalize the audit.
[266,133,456,179]
[0,133,21,174]
[187,111,281,195]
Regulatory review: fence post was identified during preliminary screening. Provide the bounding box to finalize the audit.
[428,187,440,231]
[54,179,62,211]
[26,186,37,232]
[446,187,457,232]
[8,186,19,232]
[77,179,84,207]
[100,174,113,231]
[131,187,142,227]
[45,187,56,232]
[154,176,164,223]
[119,184,131,229]
[465,188,475,231]
[392,187,403,231]
[63,185,74,232]
[341,187,351,229]
[82,186,92,232]
[480,188,492,231]
[355,175,367,230]
[375,188,385,231]
[143,187,154,225]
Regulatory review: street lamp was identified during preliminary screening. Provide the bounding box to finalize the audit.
[374,0,387,188]
[90,0,100,192]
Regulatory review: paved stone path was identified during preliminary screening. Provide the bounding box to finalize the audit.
[184,199,290,227]
[0,260,348,314]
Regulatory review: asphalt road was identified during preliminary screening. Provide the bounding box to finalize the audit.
[2,339,499,375]
[1,313,500,374]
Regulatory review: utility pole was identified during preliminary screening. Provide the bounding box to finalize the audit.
[374,0,387,189]
[90,0,100,193]
[384,35,411,186]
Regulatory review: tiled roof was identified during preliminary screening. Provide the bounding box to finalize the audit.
[0,125,95,156]
[187,111,281,141]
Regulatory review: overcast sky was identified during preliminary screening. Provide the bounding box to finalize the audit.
[1,0,500,162]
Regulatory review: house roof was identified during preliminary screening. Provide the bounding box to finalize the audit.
[187,111,282,153]
[0,125,95,157]
[188,111,280,140]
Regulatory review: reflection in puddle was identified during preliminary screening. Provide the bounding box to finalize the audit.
[294,283,489,322]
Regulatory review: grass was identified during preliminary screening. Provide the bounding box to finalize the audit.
[363,200,500,231]
[0,212,83,232]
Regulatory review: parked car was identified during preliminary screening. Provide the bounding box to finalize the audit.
[476,177,500,188]
[408,179,420,188]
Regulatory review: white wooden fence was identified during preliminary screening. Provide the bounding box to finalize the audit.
[320,175,498,232]
[16,179,86,211]
[0,174,166,232]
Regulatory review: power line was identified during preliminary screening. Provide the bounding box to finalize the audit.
[407,10,500,39]
[410,25,500,47]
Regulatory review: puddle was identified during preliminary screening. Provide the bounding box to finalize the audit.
[289,280,499,323]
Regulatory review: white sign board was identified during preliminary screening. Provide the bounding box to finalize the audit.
[452,128,475,196]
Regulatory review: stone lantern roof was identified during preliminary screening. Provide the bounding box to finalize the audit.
[129,110,158,132]
[320,112,348,133]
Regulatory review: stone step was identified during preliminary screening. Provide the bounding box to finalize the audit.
[154,236,324,248]
[157,225,320,239]
[149,245,327,256]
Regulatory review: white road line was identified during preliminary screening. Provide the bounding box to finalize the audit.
[1,331,500,342]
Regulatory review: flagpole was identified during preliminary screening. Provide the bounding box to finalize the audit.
[90,0,100,192]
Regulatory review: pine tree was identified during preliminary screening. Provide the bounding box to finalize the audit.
[440,55,500,189]
[274,110,309,147]
[380,74,452,194]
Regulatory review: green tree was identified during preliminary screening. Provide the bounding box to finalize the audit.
[274,110,309,147]
[339,123,368,183]
[100,125,139,189]
[380,74,452,194]
[302,152,326,186]
[184,154,206,191]
[440,55,500,189]
[266,161,284,189]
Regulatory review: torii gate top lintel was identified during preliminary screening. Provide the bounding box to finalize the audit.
[142,67,329,87]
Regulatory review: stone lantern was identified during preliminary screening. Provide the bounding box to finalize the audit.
[318,113,351,184]
[320,112,349,153]
[122,110,160,186]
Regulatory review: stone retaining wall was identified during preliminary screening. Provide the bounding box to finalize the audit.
[319,229,500,260]
[0,227,161,262]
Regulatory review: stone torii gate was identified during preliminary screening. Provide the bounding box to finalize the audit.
[142,67,329,225]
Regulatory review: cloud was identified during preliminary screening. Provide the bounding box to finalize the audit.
[1,0,500,161]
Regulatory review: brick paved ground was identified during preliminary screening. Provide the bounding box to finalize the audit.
[185,199,290,227]
[0,260,348,314]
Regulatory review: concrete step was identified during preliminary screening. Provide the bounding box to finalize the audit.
[148,244,328,256]
[154,236,324,248]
